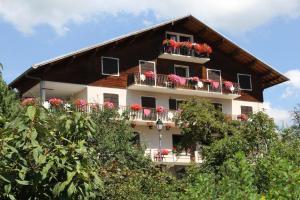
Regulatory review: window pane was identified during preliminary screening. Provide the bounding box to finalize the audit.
[213,103,223,112]
[239,74,252,90]
[103,93,119,107]
[102,57,119,75]
[141,97,156,108]
[169,99,177,110]
[175,66,188,77]
[241,106,253,116]
[166,34,177,41]
[179,35,192,42]
[140,61,155,74]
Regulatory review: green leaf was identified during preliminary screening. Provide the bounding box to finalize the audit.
[26,106,36,121]
[16,179,30,185]
[4,184,11,193]
[0,175,10,183]
[67,182,76,197]
[41,161,54,180]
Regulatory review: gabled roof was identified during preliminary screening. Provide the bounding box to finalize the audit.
[10,15,288,89]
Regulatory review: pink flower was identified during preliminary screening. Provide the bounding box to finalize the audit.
[21,98,36,106]
[168,74,181,84]
[144,71,155,78]
[74,99,88,108]
[103,101,114,109]
[48,98,63,107]
[156,106,165,113]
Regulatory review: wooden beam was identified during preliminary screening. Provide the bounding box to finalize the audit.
[262,75,280,83]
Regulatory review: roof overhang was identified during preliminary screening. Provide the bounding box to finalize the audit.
[9,15,289,91]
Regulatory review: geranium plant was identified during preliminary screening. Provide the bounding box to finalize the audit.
[130,103,142,111]
[144,71,155,79]
[74,99,88,109]
[48,98,63,107]
[156,106,165,113]
[21,98,36,106]
[103,101,114,109]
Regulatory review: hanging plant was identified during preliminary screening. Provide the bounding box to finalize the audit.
[48,98,63,107]
[156,106,165,113]
[103,101,114,109]
[130,103,142,111]
[21,98,36,106]
[74,99,88,109]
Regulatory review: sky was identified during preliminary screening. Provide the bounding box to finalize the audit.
[0,0,300,127]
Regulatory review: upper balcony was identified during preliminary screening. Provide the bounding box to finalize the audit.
[128,73,241,100]
[158,39,211,64]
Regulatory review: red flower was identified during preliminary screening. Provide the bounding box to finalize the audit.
[144,71,155,78]
[162,39,177,48]
[74,99,87,108]
[130,103,142,111]
[202,43,212,54]
[160,149,170,155]
[103,101,114,109]
[48,98,63,107]
[21,98,36,106]
[156,106,165,113]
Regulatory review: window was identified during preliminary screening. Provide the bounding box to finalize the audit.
[132,132,140,145]
[212,103,223,112]
[174,65,189,77]
[141,96,156,120]
[141,96,156,108]
[172,134,184,148]
[101,57,119,76]
[169,99,185,110]
[241,106,253,116]
[238,74,252,90]
[207,69,222,92]
[103,93,119,107]
[139,60,156,74]
[166,32,193,42]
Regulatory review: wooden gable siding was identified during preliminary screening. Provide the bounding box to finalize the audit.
[18,23,263,102]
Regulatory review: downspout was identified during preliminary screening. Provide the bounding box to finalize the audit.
[24,68,46,103]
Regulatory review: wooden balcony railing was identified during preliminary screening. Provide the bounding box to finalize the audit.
[128,73,240,95]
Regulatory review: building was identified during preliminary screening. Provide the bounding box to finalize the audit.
[10,15,288,170]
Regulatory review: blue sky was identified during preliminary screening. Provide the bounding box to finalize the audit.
[0,0,300,126]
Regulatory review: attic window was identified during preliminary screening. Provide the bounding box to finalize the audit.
[166,32,193,42]
[238,74,252,90]
[101,57,119,76]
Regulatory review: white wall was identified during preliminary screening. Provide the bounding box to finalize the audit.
[232,100,264,116]
[134,125,181,150]
[87,86,127,105]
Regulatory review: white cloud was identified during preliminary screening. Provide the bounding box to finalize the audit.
[282,69,300,98]
[0,0,300,35]
[263,102,291,127]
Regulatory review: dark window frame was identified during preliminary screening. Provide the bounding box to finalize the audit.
[241,106,253,116]
[237,73,252,91]
[101,56,119,76]
[103,93,119,107]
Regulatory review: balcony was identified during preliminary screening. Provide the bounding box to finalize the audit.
[128,73,241,100]
[159,40,211,64]
[145,149,202,165]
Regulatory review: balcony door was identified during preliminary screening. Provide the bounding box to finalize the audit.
[207,69,222,93]
[139,60,156,85]
[141,96,157,121]
[174,65,189,77]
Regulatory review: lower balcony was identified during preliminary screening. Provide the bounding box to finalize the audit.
[145,149,202,165]
[128,73,241,100]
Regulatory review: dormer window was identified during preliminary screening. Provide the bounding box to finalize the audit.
[101,56,119,76]
[238,74,252,90]
[166,32,193,42]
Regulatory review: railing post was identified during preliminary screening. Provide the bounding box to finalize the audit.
[194,151,199,163]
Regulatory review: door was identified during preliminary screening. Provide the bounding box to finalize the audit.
[207,69,222,92]
[141,96,156,120]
